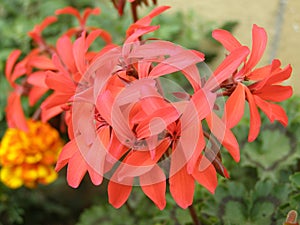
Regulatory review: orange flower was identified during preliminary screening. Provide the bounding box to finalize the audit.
[0,120,63,188]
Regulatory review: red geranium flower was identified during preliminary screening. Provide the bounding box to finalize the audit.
[212,24,293,141]
[5,3,293,211]
[5,48,56,130]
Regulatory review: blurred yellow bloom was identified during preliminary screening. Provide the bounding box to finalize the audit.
[0,120,63,188]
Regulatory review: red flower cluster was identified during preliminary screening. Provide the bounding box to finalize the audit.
[4,4,292,209]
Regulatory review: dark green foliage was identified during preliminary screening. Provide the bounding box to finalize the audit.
[0,184,24,225]
[201,180,290,225]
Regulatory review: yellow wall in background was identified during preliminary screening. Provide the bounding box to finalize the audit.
[161,0,300,93]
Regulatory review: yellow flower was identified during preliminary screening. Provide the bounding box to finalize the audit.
[0,120,63,189]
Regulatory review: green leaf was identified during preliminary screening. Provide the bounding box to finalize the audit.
[250,201,277,225]
[202,180,291,225]
[290,172,300,189]
[222,201,248,224]
[241,128,300,181]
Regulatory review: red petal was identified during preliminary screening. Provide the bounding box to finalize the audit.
[55,139,77,171]
[224,82,245,128]
[86,29,112,47]
[83,136,107,184]
[205,46,249,91]
[185,125,205,174]
[51,54,71,78]
[56,7,81,21]
[110,105,136,146]
[181,64,202,92]
[244,24,267,73]
[86,46,121,92]
[131,96,164,123]
[56,36,77,73]
[105,131,129,173]
[140,165,166,210]
[266,64,292,85]
[73,33,87,75]
[63,28,80,37]
[126,6,169,36]
[86,127,108,186]
[87,166,103,186]
[5,92,28,131]
[110,80,158,144]
[184,88,216,130]
[149,50,204,79]
[176,90,210,172]
[136,105,180,139]
[41,93,71,110]
[137,61,152,78]
[5,50,22,83]
[125,25,159,44]
[192,155,217,193]
[67,151,87,188]
[10,60,27,84]
[96,90,114,125]
[45,71,75,93]
[82,8,100,26]
[254,96,288,126]
[169,164,195,209]
[138,6,170,25]
[247,64,272,81]
[28,16,57,38]
[206,112,240,162]
[29,55,56,70]
[36,16,57,32]
[255,85,292,102]
[72,102,96,146]
[245,87,261,142]
[108,178,133,208]
[28,86,48,106]
[212,29,242,52]
[116,138,170,180]
[27,71,48,88]
[129,41,182,58]
[41,105,63,122]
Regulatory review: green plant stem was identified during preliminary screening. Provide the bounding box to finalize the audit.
[188,205,201,225]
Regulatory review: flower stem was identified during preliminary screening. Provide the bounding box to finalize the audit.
[130,2,139,23]
[188,205,201,225]
[125,201,134,214]
[32,107,41,121]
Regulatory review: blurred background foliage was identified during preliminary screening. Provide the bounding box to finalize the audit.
[0,0,299,224]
